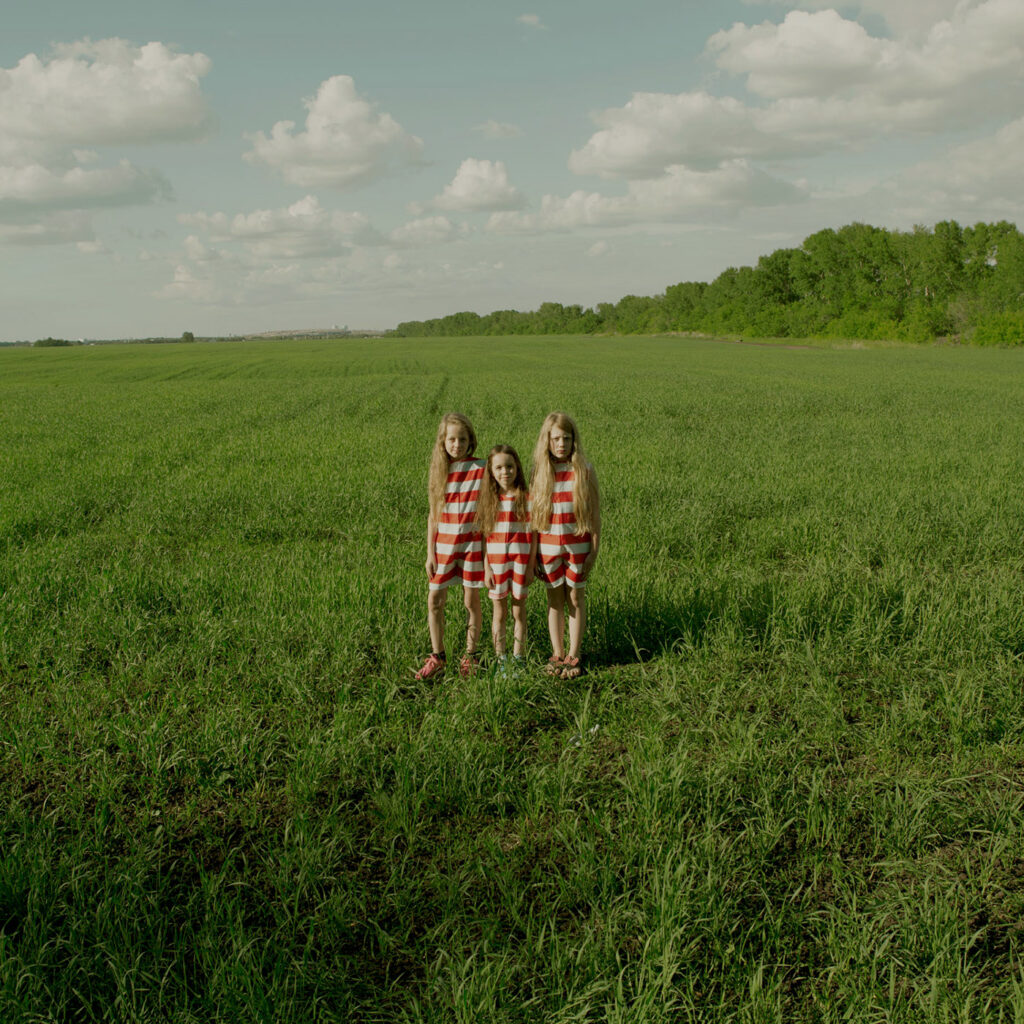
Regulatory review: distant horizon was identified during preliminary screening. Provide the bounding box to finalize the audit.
[3,0,1023,343]
[0,327,390,344]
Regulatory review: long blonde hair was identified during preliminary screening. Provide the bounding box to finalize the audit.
[530,411,595,534]
[476,445,529,535]
[428,412,477,522]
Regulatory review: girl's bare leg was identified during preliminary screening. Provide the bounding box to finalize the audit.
[566,586,586,659]
[511,596,528,657]
[428,588,448,652]
[463,586,482,653]
[546,585,566,660]
[491,595,508,656]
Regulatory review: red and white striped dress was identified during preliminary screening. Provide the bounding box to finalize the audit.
[486,491,533,601]
[429,458,486,591]
[537,461,592,589]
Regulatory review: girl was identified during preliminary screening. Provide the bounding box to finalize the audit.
[477,445,537,665]
[416,412,486,680]
[531,412,600,679]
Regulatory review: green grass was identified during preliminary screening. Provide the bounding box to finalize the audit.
[2,335,1024,1022]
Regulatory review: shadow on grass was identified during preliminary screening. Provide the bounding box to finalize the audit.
[589,578,781,667]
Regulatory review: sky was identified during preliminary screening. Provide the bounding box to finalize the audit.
[2,0,1023,341]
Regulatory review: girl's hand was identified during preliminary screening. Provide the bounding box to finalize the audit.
[484,569,494,589]
[580,551,597,580]
[425,556,437,578]
[524,562,535,586]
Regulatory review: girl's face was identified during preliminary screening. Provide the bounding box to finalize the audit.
[490,452,518,492]
[548,425,573,461]
[444,423,471,460]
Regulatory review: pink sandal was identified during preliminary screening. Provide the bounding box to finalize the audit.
[415,652,446,680]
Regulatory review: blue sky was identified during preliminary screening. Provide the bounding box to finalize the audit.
[2,0,1022,340]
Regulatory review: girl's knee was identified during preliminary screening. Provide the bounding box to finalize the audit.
[428,589,447,614]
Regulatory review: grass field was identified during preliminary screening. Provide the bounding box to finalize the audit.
[2,335,1024,1023]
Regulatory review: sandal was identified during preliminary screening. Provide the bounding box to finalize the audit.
[459,651,481,678]
[414,652,446,680]
[560,656,584,680]
[545,654,565,677]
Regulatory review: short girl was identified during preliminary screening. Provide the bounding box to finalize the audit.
[531,412,600,679]
[476,445,537,664]
[416,412,486,680]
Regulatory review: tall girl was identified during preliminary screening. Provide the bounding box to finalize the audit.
[477,445,537,663]
[531,412,600,679]
[417,412,486,680]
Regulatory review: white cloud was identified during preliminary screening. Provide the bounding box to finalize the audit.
[881,116,1024,220]
[628,159,802,211]
[473,120,524,139]
[740,0,971,37]
[0,161,171,212]
[0,39,210,246]
[708,10,895,99]
[588,240,610,257]
[489,160,803,233]
[517,14,544,28]
[180,195,377,259]
[389,216,458,246]
[571,2,1024,180]
[433,159,525,211]
[0,212,93,246]
[159,257,331,307]
[158,263,226,304]
[245,75,424,188]
[710,3,1024,101]
[159,223,506,313]
[182,234,224,263]
[0,39,212,159]
[77,240,110,255]
[570,92,780,178]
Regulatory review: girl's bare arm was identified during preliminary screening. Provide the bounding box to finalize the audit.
[484,535,494,588]
[582,467,600,577]
[425,516,437,577]
[525,529,538,585]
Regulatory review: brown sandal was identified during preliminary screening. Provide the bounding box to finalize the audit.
[560,656,584,680]
[545,654,565,676]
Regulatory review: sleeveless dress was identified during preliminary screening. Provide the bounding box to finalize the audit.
[537,461,592,589]
[429,458,485,590]
[486,491,533,600]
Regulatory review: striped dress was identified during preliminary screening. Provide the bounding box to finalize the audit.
[429,458,486,591]
[486,491,533,601]
[537,461,592,589]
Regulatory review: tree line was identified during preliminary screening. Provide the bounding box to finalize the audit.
[391,221,1024,344]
